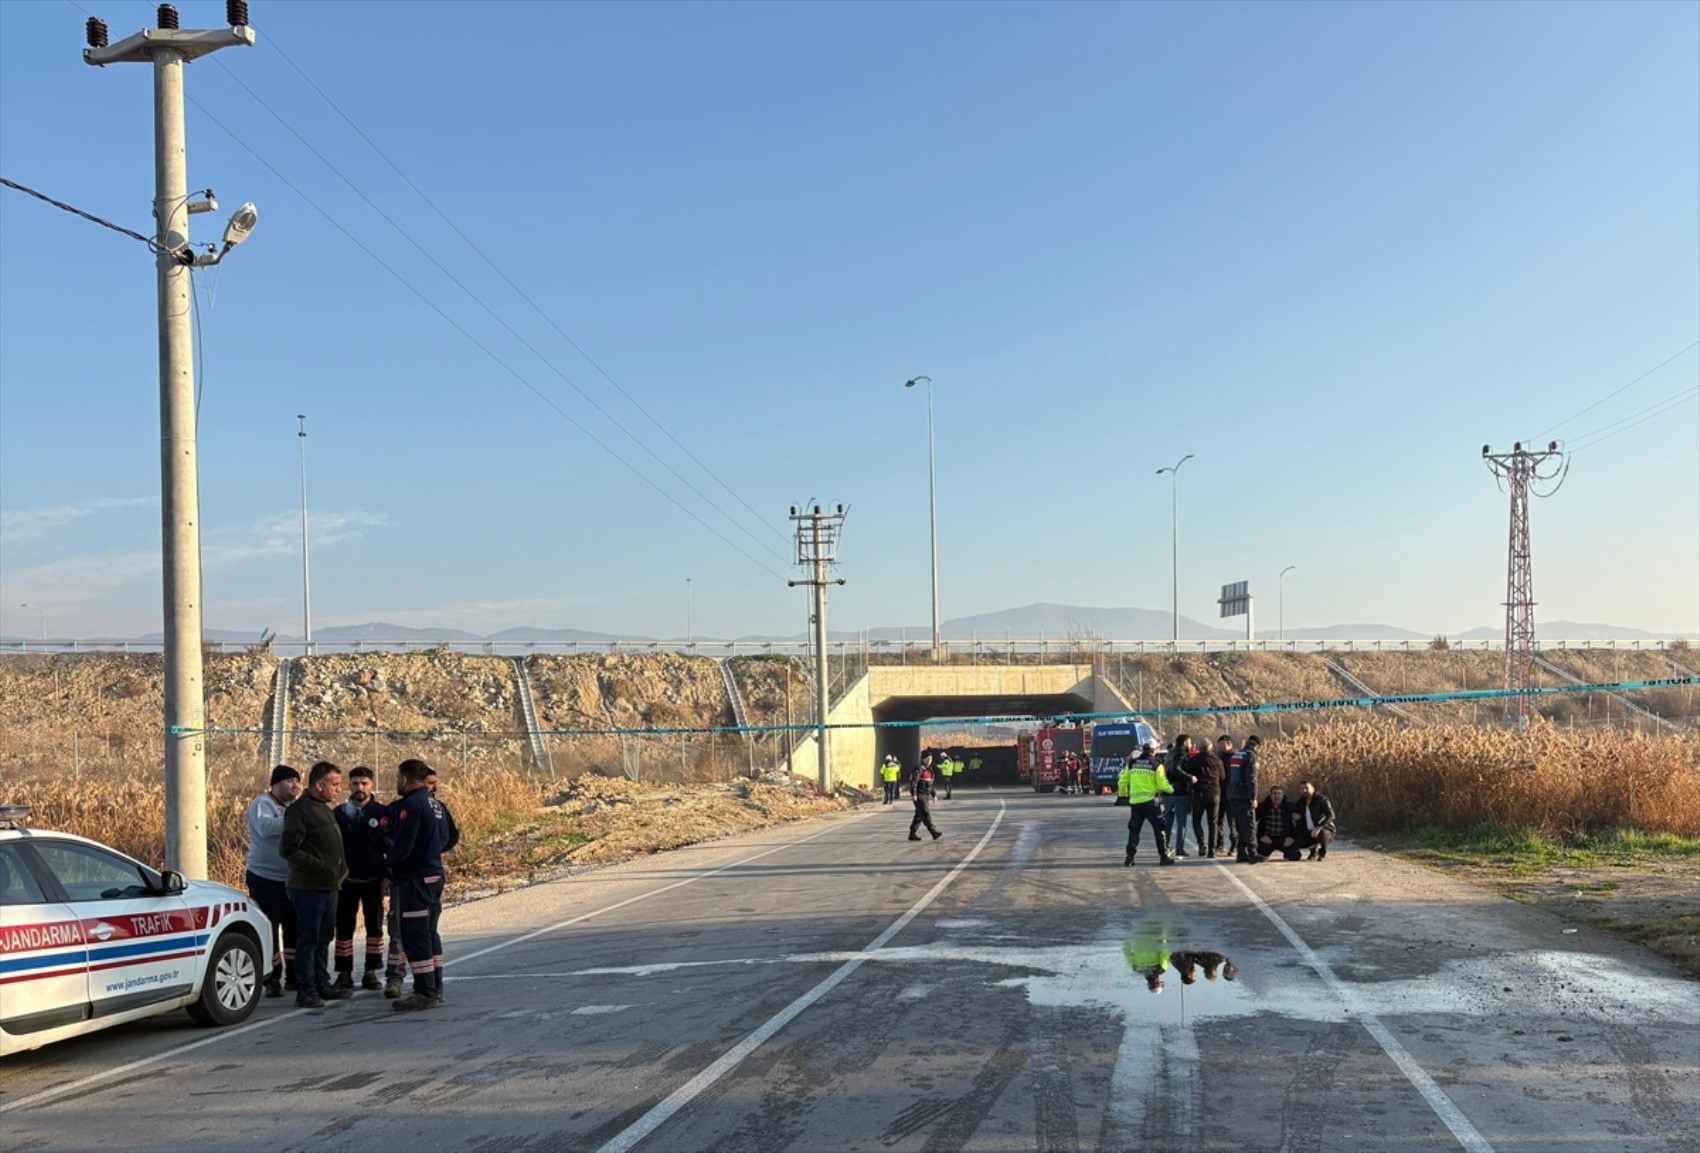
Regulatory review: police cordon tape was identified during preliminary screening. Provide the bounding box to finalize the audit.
[166,675,1698,739]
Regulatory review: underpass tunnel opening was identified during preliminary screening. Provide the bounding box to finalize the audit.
[871,692,1096,784]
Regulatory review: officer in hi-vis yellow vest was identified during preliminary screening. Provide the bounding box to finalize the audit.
[879,755,901,804]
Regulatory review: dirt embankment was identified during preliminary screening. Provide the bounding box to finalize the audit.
[0,651,277,787]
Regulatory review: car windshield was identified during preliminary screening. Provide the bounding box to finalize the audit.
[1093,732,1141,759]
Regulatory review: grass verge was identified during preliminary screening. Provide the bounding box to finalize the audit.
[1376,824,1700,978]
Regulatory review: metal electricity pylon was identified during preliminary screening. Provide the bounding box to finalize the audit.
[1482,440,1567,726]
[789,504,848,793]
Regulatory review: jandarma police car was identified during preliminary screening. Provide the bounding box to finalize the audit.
[0,804,272,1056]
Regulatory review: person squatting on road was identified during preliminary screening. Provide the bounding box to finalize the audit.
[880,755,901,804]
[1225,735,1261,863]
[1162,734,1198,858]
[245,764,301,997]
[1187,738,1226,859]
[334,766,391,991]
[1293,781,1336,860]
[388,758,454,1012]
[908,764,942,841]
[1253,785,1304,862]
[279,761,352,1009]
[1117,744,1174,866]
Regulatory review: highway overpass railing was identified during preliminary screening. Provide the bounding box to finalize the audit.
[0,637,1691,657]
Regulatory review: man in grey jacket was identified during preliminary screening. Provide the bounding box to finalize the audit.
[245,765,300,997]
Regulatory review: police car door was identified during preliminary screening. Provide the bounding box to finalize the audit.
[0,842,90,1039]
[28,839,197,1020]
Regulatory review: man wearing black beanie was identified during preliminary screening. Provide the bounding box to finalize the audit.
[245,764,301,997]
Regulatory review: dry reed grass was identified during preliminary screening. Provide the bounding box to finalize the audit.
[1267,719,1700,836]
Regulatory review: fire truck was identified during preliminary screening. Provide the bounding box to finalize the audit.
[1015,724,1085,792]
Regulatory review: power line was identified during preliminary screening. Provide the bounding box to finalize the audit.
[182,94,788,582]
[0,175,159,251]
[1535,339,1700,440]
[202,55,791,568]
[1568,384,1700,453]
[256,32,791,548]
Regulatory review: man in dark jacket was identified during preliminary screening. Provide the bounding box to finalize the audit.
[333,766,391,991]
[1253,786,1304,862]
[1224,735,1261,863]
[388,758,453,1012]
[280,761,351,1008]
[908,764,941,841]
[1162,735,1197,858]
[1293,781,1337,860]
[1186,741,1226,858]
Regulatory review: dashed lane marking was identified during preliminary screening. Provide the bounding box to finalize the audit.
[1214,862,1498,1153]
[593,800,1010,1153]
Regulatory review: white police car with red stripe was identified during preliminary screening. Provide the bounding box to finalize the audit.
[0,804,272,1056]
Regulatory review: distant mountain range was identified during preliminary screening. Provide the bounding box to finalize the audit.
[2,603,1691,645]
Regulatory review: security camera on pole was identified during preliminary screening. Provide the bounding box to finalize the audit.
[83,1,259,878]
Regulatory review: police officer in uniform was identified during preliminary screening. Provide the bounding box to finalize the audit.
[880,755,901,803]
[387,758,451,1012]
[908,763,942,841]
[1116,744,1175,866]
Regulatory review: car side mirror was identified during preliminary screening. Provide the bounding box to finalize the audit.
[160,869,186,895]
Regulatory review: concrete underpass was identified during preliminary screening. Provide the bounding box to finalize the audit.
[792,663,1134,789]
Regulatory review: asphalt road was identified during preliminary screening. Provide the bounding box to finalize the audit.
[2,788,1696,1153]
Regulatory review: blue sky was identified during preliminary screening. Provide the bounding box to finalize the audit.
[2,0,1696,640]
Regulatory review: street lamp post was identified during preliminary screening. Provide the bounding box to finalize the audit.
[904,376,940,659]
[19,603,46,642]
[1155,454,1194,644]
[1278,565,1296,644]
[298,414,312,655]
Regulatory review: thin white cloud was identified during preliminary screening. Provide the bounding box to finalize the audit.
[201,508,387,566]
[0,507,387,606]
[0,496,156,547]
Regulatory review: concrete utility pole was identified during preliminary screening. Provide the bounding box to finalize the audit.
[904,377,941,659]
[298,414,312,655]
[84,1,257,878]
[789,504,848,793]
[1482,441,1567,726]
[1156,454,1193,644]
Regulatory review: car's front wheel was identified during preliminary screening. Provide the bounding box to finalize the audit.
[187,931,261,1027]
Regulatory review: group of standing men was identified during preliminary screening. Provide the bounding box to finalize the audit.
[243,758,458,1012]
[1116,734,1336,866]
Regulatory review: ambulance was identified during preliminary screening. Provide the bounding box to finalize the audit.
[0,804,272,1056]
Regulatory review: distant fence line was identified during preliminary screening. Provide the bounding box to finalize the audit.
[0,636,1691,658]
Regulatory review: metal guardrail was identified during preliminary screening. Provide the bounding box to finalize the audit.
[3,637,1690,658]
[261,658,292,769]
[510,658,554,779]
[717,660,750,729]
[1531,656,1679,733]
[1324,660,1426,728]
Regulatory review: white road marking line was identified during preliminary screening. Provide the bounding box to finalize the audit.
[446,811,868,970]
[1215,864,1497,1153]
[594,800,1009,1153]
[0,812,868,1116]
[0,1010,305,1115]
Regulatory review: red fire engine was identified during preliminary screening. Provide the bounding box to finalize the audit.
[1015,724,1086,792]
